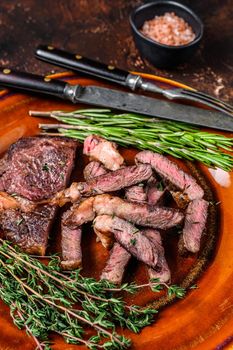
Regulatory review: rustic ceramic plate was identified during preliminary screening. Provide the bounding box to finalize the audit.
[0,73,233,350]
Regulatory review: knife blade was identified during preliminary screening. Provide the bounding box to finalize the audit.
[0,68,232,132]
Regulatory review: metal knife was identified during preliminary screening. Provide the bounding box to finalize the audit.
[0,68,232,132]
[35,45,233,117]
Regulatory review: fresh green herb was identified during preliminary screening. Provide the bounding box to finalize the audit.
[60,173,64,180]
[156,181,164,191]
[15,218,24,226]
[189,284,198,290]
[0,239,186,350]
[32,108,233,171]
[130,238,137,246]
[42,163,49,171]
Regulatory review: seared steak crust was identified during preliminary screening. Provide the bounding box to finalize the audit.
[0,137,77,201]
[0,205,56,255]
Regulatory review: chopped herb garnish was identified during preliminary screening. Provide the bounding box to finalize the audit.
[60,173,64,180]
[42,163,49,171]
[156,181,164,191]
[16,218,24,226]
[189,284,198,289]
[130,238,137,246]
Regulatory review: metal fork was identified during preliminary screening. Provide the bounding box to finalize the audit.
[128,76,233,117]
[35,45,233,117]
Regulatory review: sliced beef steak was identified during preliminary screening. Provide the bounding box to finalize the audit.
[94,215,158,268]
[61,226,82,270]
[93,195,184,230]
[0,205,56,255]
[143,229,171,283]
[182,198,209,253]
[83,134,124,170]
[52,164,153,206]
[0,136,77,254]
[146,177,166,206]
[101,243,131,284]
[64,194,183,230]
[136,151,204,200]
[93,219,114,249]
[83,161,108,181]
[60,197,95,268]
[125,184,147,203]
[0,136,77,201]
[81,164,153,196]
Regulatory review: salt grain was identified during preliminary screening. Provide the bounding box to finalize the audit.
[141,12,195,46]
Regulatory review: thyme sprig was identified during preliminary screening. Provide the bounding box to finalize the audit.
[0,239,185,349]
[31,108,233,171]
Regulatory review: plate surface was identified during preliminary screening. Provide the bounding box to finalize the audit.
[0,73,233,350]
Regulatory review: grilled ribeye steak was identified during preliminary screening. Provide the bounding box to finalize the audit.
[136,151,204,200]
[93,194,184,230]
[52,164,153,206]
[125,184,147,203]
[94,215,159,268]
[61,226,82,270]
[81,164,153,196]
[0,136,77,254]
[0,137,77,201]
[182,198,209,253]
[64,194,184,230]
[101,243,131,284]
[143,229,171,283]
[0,205,56,255]
[83,134,124,170]
[83,161,108,181]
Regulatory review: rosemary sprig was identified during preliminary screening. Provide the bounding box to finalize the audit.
[30,108,233,171]
[0,239,185,349]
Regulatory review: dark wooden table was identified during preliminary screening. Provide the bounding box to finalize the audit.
[0,0,232,102]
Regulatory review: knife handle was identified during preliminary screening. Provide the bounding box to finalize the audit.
[0,68,68,99]
[35,45,133,87]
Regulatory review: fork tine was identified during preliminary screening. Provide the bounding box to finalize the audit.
[181,89,233,114]
[177,92,233,117]
[188,90,233,111]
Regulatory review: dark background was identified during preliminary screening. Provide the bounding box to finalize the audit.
[0,0,232,101]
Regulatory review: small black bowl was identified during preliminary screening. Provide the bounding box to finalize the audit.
[129,1,204,68]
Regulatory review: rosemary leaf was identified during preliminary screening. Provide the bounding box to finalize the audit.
[33,108,233,171]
